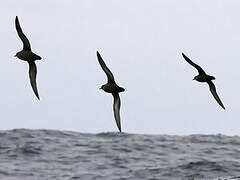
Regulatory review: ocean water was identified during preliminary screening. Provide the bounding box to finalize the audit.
[0,129,240,180]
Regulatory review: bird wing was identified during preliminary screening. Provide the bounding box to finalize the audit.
[97,51,115,83]
[112,93,122,132]
[15,16,31,51]
[207,81,225,109]
[182,53,206,75]
[28,61,40,100]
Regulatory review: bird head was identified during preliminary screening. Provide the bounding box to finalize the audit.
[14,52,19,57]
[210,76,216,80]
[99,85,104,90]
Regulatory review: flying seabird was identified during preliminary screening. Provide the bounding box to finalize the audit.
[182,53,225,109]
[97,51,125,132]
[15,16,42,100]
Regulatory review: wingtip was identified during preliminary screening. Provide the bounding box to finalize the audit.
[97,51,103,61]
[97,51,100,57]
[35,94,40,100]
[116,121,121,132]
[15,16,20,28]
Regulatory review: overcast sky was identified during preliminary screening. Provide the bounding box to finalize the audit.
[0,1,240,135]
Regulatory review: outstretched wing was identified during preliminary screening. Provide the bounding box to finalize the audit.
[97,51,115,83]
[15,16,31,51]
[207,81,225,109]
[182,53,206,75]
[28,61,40,100]
[112,93,121,132]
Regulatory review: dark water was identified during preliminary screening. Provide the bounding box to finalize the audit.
[0,129,240,180]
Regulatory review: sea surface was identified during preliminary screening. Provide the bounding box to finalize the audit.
[0,129,240,180]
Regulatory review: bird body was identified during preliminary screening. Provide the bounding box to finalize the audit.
[100,84,125,94]
[15,16,41,100]
[97,51,124,132]
[15,50,41,61]
[193,74,215,82]
[182,53,225,109]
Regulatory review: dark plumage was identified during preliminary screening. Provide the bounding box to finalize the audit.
[97,51,125,132]
[15,16,41,100]
[182,53,225,109]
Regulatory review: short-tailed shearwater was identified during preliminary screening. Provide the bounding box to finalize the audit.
[97,51,125,132]
[15,16,41,100]
[182,53,225,109]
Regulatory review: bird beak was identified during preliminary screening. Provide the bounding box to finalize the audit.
[14,55,17,57]
[99,87,102,90]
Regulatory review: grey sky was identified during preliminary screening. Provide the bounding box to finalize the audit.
[0,1,239,135]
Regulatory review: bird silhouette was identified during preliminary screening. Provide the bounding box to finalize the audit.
[97,51,125,132]
[15,16,41,100]
[182,53,225,109]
